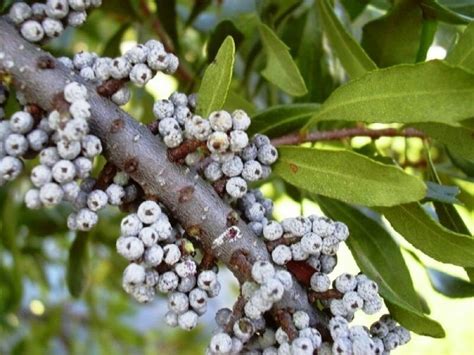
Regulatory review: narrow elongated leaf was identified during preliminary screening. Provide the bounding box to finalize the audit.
[273,146,426,206]
[362,0,424,67]
[427,268,474,297]
[380,203,474,267]
[317,197,444,337]
[156,0,178,51]
[223,90,256,116]
[197,36,235,117]
[317,0,376,78]
[341,0,369,20]
[416,19,438,62]
[386,302,444,337]
[306,61,474,129]
[297,8,335,102]
[67,232,90,298]
[421,0,472,24]
[446,22,474,73]
[249,104,320,137]
[412,123,474,160]
[207,21,244,63]
[447,149,474,177]
[259,23,308,96]
[440,0,474,16]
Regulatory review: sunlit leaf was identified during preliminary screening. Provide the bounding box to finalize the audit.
[306,61,474,129]
[273,146,426,206]
[380,203,474,267]
[317,0,376,78]
[197,36,235,117]
[259,23,308,96]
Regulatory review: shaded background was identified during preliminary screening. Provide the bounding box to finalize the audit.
[1,0,473,354]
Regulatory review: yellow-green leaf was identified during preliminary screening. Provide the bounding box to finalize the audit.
[259,23,307,96]
[380,203,474,267]
[317,0,376,78]
[305,61,474,129]
[273,146,426,206]
[446,21,474,73]
[197,36,235,117]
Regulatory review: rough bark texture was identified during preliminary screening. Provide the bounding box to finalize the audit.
[0,18,328,329]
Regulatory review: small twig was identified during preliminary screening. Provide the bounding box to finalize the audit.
[286,260,317,287]
[229,249,253,277]
[265,236,299,252]
[96,78,126,97]
[308,289,343,303]
[199,251,217,270]
[167,139,206,162]
[274,309,299,342]
[224,294,246,333]
[94,162,117,190]
[271,127,426,147]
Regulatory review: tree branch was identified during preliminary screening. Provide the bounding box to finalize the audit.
[271,127,426,147]
[0,18,328,331]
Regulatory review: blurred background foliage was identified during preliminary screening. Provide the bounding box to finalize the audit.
[1,0,474,354]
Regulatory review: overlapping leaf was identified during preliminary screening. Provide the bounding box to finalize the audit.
[249,104,320,137]
[380,203,474,267]
[306,61,474,129]
[197,36,235,117]
[259,23,307,96]
[317,0,376,78]
[273,146,426,206]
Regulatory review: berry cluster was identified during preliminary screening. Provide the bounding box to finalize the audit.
[58,40,178,106]
[3,4,415,352]
[153,95,278,199]
[117,200,221,331]
[236,189,273,236]
[8,0,102,43]
[321,314,410,355]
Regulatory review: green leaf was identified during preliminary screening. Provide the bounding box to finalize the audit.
[305,61,474,129]
[102,23,131,58]
[316,197,444,337]
[317,0,377,79]
[196,36,235,117]
[67,232,90,298]
[340,0,370,20]
[207,20,244,63]
[223,90,256,116]
[446,22,474,73]
[380,203,474,267]
[447,149,474,177]
[412,123,474,160]
[0,0,15,12]
[297,8,336,103]
[416,19,438,62]
[273,146,426,206]
[420,0,472,24]
[426,268,474,297]
[425,181,460,204]
[440,0,474,17]
[386,302,445,337]
[249,103,320,137]
[258,23,308,96]
[156,0,178,51]
[362,0,424,67]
